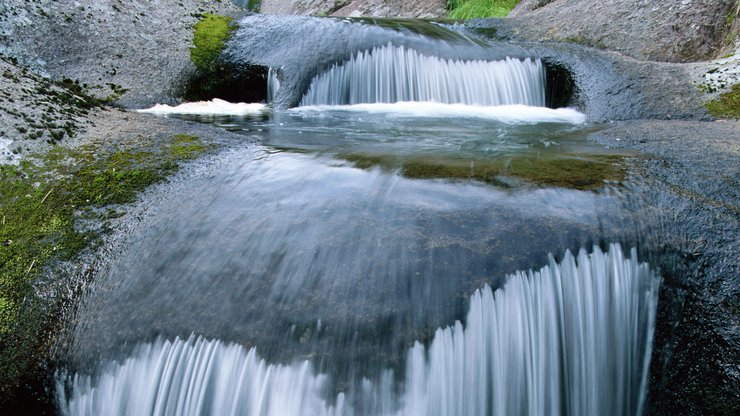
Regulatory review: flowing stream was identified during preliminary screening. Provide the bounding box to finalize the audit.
[56,22,661,416]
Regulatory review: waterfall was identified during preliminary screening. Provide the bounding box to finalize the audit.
[299,44,547,107]
[400,244,659,416]
[57,337,346,416]
[57,244,659,416]
[267,67,280,103]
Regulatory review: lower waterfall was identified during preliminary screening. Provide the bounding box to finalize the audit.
[299,44,547,107]
[56,244,659,416]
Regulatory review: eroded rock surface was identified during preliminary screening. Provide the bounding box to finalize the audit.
[259,0,447,18]
[0,0,243,106]
[508,0,738,62]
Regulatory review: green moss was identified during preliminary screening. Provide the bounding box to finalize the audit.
[340,152,627,190]
[184,13,259,101]
[705,83,740,119]
[190,13,236,74]
[447,0,520,19]
[170,134,209,160]
[0,134,211,402]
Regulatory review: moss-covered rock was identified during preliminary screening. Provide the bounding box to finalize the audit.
[190,13,236,74]
[340,151,628,190]
[0,134,213,410]
[184,13,268,103]
[705,83,740,119]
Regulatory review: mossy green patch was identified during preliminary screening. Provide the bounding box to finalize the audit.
[447,0,520,19]
[170,133,209,160]
[704,83,740,119]
[190,13,236,74]
[185,14,268,103]
[0,134,212,403]
[340,151,627,190]
[247,1,262,12]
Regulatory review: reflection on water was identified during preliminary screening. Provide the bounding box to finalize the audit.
[176,106,628,190]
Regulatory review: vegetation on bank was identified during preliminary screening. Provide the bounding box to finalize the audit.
[0,134,210,401]
[447,0,520,19]
[704,83,740,119]
[190,13,236,74]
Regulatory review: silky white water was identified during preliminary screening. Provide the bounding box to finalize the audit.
[300,44,547,107]
[267,67,280,103]
[57,244,659,416]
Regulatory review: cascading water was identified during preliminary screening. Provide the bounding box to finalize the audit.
[299,44,547,107]
[266,67,280,103]
[50,14,668,416]
[57,244,659,416]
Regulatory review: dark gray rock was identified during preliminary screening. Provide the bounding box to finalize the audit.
[0,0,243,107]
[508,0,738,62]
[586,120,740,415]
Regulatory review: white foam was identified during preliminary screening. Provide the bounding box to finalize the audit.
[0,138,19,165]
[137,99,268,116]
[292,102,587,124]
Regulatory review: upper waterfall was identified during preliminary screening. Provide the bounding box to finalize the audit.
[299,44,547,107]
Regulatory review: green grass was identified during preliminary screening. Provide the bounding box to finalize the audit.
[190,13,236,73]
[447,0,520,19]
[0,134,211,401]
[705,83,740,119]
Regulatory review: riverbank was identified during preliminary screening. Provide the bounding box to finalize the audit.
[0,102,256,412]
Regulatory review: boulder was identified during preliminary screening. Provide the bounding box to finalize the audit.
[507,0,738,62]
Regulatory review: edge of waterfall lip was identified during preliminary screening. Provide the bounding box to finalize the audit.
[290,102,587,124]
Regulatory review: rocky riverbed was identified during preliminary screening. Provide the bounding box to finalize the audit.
[0,0,738,414]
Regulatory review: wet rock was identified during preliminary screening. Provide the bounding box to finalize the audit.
[587,120,740,415]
